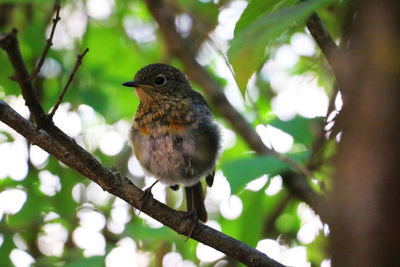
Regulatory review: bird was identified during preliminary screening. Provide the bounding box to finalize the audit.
[122,63,220,223]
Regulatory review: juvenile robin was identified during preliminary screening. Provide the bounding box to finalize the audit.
[122,63,220,222]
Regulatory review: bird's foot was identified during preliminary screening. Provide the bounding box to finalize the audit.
[137,180,158,215]
[182,210,199,242]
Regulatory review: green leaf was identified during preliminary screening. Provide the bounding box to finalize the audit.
[234,0,298,35]
[222,152,309,194]
[228,0,334,95]
[237,190,266,246]
[269,116,324,147]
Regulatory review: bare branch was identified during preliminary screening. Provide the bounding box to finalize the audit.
[0,29,48,126]
[28,0,61,81]
[0,100,286,267]
[304,11,350,103]
[48,48,89,119]
[306,12,339,68]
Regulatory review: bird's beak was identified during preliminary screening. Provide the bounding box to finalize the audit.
[122,81,139,87]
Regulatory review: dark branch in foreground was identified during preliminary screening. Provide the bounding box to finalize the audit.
[306,12,339,69]
[305,10,348,103]
[0,100,285,267]
[49,48,89,119]
[0,30,48,126]
[0,29,285,267]
[144,0,328,221]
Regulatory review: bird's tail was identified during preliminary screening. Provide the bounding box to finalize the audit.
[185,182,207,222]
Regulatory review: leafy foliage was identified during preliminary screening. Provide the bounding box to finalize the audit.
[228,0,334,94]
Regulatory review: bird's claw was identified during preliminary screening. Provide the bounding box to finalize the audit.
[182,210,199,242]
[137,181,158,215]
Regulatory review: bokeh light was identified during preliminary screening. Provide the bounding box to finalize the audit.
[297,203,323,244]
[38,170,62,196]
[86,0,114,20]
[72,225,105,257]
[9,249,35,267]
[128,155,145,177]
[0,189,27,215]
[196,242,225,263]
[265,175,283,196]
[105,238,140,267]
[123,17,156,43]
[246,175,268,192]
[37,223,68,257]
[29,145,49,168]
[53,103,82,137]
[219,194,243,220]
[99,131,125,156]
[86,182,113,206]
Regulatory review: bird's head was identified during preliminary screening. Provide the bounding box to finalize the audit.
[122,63,192,102]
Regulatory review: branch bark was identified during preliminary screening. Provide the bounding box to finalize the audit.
[0,30,48,126]
[305,12,339,69]
[305,10,348,104]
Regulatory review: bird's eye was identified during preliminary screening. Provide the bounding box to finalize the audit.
[154,75,166,85]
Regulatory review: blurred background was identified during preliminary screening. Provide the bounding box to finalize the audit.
[0,0,346,266]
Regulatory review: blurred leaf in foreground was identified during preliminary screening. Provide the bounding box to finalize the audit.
[228,0,334,95]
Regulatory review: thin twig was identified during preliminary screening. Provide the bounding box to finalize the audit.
[28,0,61,81]
[48,48,89,119]
[274,151,314,178]
[306,12,339,66]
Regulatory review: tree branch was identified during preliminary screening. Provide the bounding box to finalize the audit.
[0,29,48,126]
[48,48,89,119]
[0,100,285,267]
[306,12,339,70]
[28,0,61,81]
[305,10,348,103]
[144,0,327,220]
